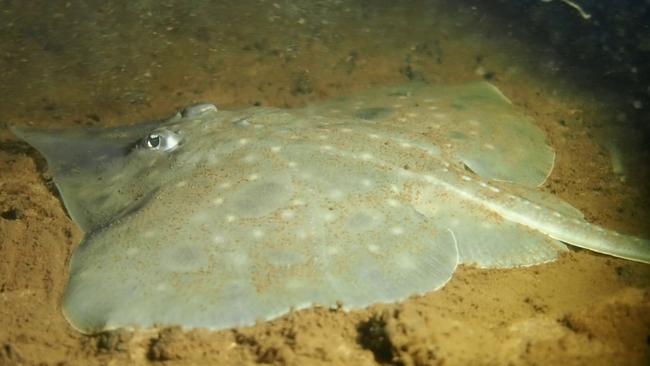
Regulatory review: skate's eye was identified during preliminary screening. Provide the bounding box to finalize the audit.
[143,129,181,152]
[145,133,161,149]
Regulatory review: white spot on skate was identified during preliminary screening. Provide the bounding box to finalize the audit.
[386,199,400,207]
[360,152,373,161]
[328,189,344,199]
[390,226,404,235]
[281,209,295,220]
[367,244,380,253]
[318,211,334,222]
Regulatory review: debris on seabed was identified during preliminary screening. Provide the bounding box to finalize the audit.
[540,0,592,20]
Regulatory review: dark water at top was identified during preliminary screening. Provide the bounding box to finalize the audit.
[0,1,646,114]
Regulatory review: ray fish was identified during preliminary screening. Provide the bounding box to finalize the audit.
[11,81,649,333]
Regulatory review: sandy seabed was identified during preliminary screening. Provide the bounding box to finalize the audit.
[1,1,649,365]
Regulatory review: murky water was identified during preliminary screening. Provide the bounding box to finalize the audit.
[1,1,649,365]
